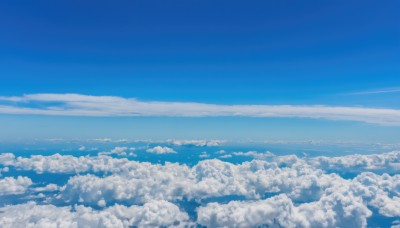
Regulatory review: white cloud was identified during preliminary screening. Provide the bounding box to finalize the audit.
[92,138,113,143]
[352,172,400,217]
[308,151,400,174]
[0,176,32,196]
[199,151,210,158]
[33,184,60,193]
[219,154,232,159]
[54,156,400,214]
[232,151,275,160]
[146,146,176,154]
[169,139,223,147]
[99,147,136,157]
[0,200,190,228]
[197,192,372,228]
[1,93,400,125]
[0,167,9,176]
[2,151,400,225]
[2,151,400,177]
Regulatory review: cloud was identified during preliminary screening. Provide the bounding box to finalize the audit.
[39,157,338,205]
[349,87,400,95]
[146,146,176,154]
[1,166,9,175]
[232,151,275,160]
[33,184,60,193]
[1,152,400,226]
[2,151,400,177]
[99,147,136,157]
[219,154,232,159]
[51,156,400,217]
[0,176,32,196]
[199,151,210,158]
[1,93,400,125]
[308,151,400,175]
[215,150,226,154]
[197,192,372,228]
[0,200,190,228]
[168,139,223,147]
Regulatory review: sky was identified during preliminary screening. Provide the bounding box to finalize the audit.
[0,0,399,142]
[2,2,400,227]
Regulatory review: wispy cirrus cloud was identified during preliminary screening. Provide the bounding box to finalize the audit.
[348,87,400,95]
[1,93,400,126]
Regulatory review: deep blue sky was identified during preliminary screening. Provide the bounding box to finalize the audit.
[0,0,399,141]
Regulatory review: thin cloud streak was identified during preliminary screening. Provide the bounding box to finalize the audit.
[0,93,400,126]
[348,87,400,95]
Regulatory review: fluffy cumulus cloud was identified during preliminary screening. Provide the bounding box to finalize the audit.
[146,146,176,154]
[56,158,339,206]
[1,151,400,227]
[0,176,32,196]
[0,200,189,228]
[0,153,147,174]
[197,193,371,228]
[308,151,400,174]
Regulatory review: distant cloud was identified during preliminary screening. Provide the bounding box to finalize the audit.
[219,154,232,159]
[232,151,275,160]
[215,150,226,154]
[199,151,210,158]
[349,87,400,95]
[168,139,223,147]
[99,147,136,157]
[146,146,176,154]
[308,151,400,174]
[1,93,400,125]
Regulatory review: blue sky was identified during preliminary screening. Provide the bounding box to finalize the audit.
[0,0,399,142]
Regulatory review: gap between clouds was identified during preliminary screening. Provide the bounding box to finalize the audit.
[0,93,400,125]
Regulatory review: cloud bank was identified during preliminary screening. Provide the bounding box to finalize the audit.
[168,139,223,147]
[0,200,189,228]
[1,93,400,125]
[1,151,400,227]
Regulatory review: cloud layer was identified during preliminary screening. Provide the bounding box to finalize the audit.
[1,151,400,227]
[0,200,189,228]
[1,93,400,125]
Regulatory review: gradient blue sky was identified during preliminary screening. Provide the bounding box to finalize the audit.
[0,0,399,142]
